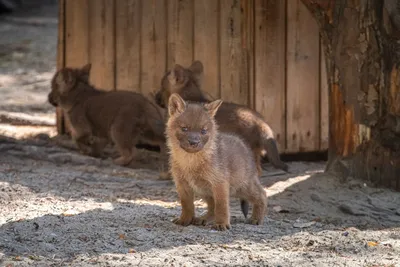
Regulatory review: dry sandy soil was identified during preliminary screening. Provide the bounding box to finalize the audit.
[0,2,400,267]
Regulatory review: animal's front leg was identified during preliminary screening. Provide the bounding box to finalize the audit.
[73,133,93,155]
[172,178,196,226]
[211,181,231,231]
[67,113,93,155]
[90,137,108,159]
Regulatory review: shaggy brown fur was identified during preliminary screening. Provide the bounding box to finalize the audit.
[166,93,268,231]
[48,64,167,168]
[154,61,289,176]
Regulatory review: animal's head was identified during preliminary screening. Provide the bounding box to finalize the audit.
[154,60,204,109]
[166,93,222,153]
[48,63,92,107]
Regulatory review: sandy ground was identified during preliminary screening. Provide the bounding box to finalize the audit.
[0,2,400,267]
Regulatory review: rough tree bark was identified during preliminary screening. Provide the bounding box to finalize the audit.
[301,0,400,190]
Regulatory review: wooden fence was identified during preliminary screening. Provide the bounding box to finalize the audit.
[57,0,328,154]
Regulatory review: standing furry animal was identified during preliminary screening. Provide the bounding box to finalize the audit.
[48,64,167,167]
[155,61,289,176]
[166,93,268,231]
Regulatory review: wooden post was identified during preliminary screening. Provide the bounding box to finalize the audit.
[302,0,400,190]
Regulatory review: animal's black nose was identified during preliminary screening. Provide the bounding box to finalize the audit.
[188,140,200,147]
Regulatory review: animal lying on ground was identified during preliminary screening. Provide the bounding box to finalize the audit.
[166,93,268,231]
[48,64,167,169]
[154,60,289,176]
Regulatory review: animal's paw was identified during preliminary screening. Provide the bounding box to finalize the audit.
[97,154,108,160]
[79,149,92,156]
[113,156,132,166]
[158,171,172,180]
[87,150,105,159]
[76,144,92,156]
[212,222,231,231]
[172,216,193,227]
[192,217,208,226]
[246,218,263,225]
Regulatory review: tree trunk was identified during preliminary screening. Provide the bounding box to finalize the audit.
[301,0,400,190]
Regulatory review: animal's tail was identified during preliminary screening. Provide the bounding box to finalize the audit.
[240,199,249,218]
[259,121,289,172]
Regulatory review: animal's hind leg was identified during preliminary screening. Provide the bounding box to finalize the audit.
[193,196,215,226]
[254,150,263,177]
[110,115,138,166]
[246,181,267,225]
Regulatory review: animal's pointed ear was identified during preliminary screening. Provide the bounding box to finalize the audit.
[204,99,223,117]
[189,60,204,75]
[168,93,186,117]
[168,64,186,86]
[80,63,92,74]
[54,71,67,92]
[189,60,204,86]
[79,63,92,83]
[55,70,76,93]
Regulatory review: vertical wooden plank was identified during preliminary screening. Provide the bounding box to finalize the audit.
[116,0,141,91]
[241,0,255,109]
[88,0,115,91]
[167,0,194,68]
[64,0,89,68]
[141,0,167,96]
[220,0,246,105]
[193,0,219,99]
[64,0,89,135]
[320,38,329,150]
[286,0,320,152]
[57,0,65,71]
[56,0,65,135]
[254,0,286,150]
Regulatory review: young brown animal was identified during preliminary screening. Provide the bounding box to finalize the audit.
[166,93,268,231]
[155,61,289,176]
[48,64,167,167]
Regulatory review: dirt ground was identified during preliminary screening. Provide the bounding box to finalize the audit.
[0,2,400,267]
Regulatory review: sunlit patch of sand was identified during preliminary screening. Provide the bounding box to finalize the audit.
[0,124,56,139]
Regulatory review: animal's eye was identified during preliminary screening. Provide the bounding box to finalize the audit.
[201,128,207,135]
[181,127,188,132]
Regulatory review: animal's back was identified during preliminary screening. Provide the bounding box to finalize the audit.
[215,103,264,147]
[216,133,259,187]
[215,102,288,172]
[84,91,147,137]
